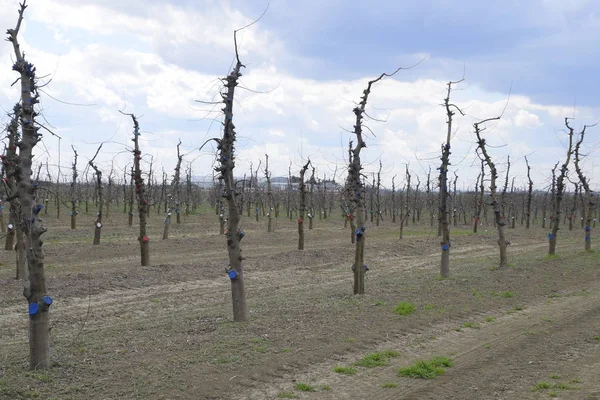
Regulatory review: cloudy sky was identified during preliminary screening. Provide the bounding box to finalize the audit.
[1,0,599,191]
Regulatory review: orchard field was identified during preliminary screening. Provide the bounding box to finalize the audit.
[1,209,600,400]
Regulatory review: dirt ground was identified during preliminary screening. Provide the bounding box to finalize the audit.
[1,209,599,400]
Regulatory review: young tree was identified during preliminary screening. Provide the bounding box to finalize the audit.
[163,140,182,240]
[69,146,78,229]
[525,156,533,229]
[573,123,595,250]
[264,154,274,232]
[308,165,316,230]
[473,161,485,233]
[8,0,53,369]
[123,113,150,266]
[439,80,463,277]
[348,67,402,294]
[88,145,104,245]
[549,119,575,255]
[2,104,26,278]
[475,114,509,268]
[399,165,411,239]
[297,159,310,250]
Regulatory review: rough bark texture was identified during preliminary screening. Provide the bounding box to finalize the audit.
[265,154,273,233]
[216,37,247,322]
[347,69,397,294]
[525,156,533,229]
[89,145,103,245]
[476,116,508,268]
[70,146,78,229]
[549,119,574,255]
[8,1,52,369]
[129,115,150,266]
[399,166,411,239]
[439,80,461,278]
[297,160,310,250]
[473,161,485,233]
[2,104,25,280]
[574,124,594,251]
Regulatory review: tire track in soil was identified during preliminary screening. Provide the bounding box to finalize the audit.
[240,281,600,400]
[0,241,545,344]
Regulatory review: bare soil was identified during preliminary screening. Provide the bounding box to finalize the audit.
[1,209,599,400]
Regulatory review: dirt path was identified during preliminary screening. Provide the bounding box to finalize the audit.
[238,283,600,400]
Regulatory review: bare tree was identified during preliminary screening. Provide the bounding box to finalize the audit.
[475,114,509,268]
[348,67,402,294]
[265,154,274,232]
[89,145,103,245]
[298,159,311,250]
[123,113,150,265]
[439,79,463,277]
[8,0,53,369]
[525,156,533,229]
[574,123,595,250]
[549,119,575,255]
[70,146,78,229]
[399,165,411,239]
[163,140,182,240]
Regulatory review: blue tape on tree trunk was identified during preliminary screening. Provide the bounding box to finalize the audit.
[29,303,39,316]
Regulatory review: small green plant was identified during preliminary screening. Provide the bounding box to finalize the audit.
[532,381,552,390]
[553,382,571,390]
[320,385,331,391]
[398,356,453,379]
[394,302,416,316]
[344,338,356,343]
[374,300,385,306]
[424,303,436,310]
[254,345,268,353]
[295,383,315,392]
[569,378,581,383]
[514,305,524,311]
[462,322,474,328]
[549,374,561,380]
[333,366,357,375]
[593,336,600,341]
[548,391,558,397]
[276,392,297,399]
[502,291,514,298]
[381,382,397,388]
[485,316,496,323]
[483,344,491,349]
[354,350,400,368]
[282,347,292,352]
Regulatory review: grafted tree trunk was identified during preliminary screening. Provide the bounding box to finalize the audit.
[3,104,25,279]
[439,80,463,277]
[264,154,274,232]
[308,166,315,230]
[476,114,508,268]
[297,160,310,250]
[347,68,399,294]
[525,156,533,229]
[70,146,78,229]
[89,145,103,245]
[8,1,53,369]
[574,123,594,251]
[399,166,411,239]
[473,161,485,233]
[163,140,183,240]
[549,119,575,255]
[208,30,250,322]
[126,114,150,266]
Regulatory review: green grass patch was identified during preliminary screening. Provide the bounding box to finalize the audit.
[354,350,400,368]
[295,383,315,392]
[320,385,331,391]
[398,356,453,379]
[502,291,515,298]
[424,303,436,310]
[394,302,416,316]
[381,382,398,388]
[532,381,552,390]
[593,336,600,341]
[332,366,357,375]
[485,316,496,323]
